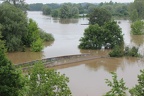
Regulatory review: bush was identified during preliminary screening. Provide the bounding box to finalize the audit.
[109,45,124,57]
[27,62,71,96]
[39,29,54,42]
[124,46,139,57]
[131,20,144,35]
[31,38,44,52]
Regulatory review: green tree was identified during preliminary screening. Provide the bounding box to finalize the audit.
[129,0,144,21]
[0,25,5,50]
[134,0,144,19]
[0,45,25,96]
[104,72,128,96]
[28,3,43,11]
[109,45,124,57]
[129,9,138,22]
[129,70,144,96]
[25,19,40,47]
[2,0,28,11]
[42,5,51,15]
[71,7,79,18]
[89,8,112,26]
[51,9,59,17]
[27,62,72,96]
[31,38,43,52]
[59,4,71,18]
[0,2,28,51]
[39,29,54,42]
[131,20,144,35]
[79,21,123,49]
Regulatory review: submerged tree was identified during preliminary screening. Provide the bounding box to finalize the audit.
[42,5,51,15]
[131,20,144,35]
[79,21,123,49]
[27,62,71,96]
[89,8,112,26]
[59,4,71,18]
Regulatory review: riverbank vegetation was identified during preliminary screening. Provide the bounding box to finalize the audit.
[105,70,144,96]
[78,7,124,55]
[0,2,54,52]
[0,46,71,95]
[129,0,144,35]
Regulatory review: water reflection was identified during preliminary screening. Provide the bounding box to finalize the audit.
[59,18,79,24]
[43,41,54,47]
[131,35,144,46]
[7,51,43,64]
[86,57,139,72]
[80,49,110,56]
[57,57,144,96]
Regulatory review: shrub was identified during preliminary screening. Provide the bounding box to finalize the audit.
[131,20,144,35]
[39,29,54,42]
[124,46,139,57]
[109,46,124,57]
[31,38,44,52]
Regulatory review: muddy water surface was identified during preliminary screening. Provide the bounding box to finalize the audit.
[7,11,144,96]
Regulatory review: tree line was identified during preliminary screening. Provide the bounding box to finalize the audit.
[28,1,130,18]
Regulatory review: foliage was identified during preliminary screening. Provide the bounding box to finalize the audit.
[2,0,28,11]
[6,35,22,51]
[25,19,40,46]
[0,2,28,52]
[109,45,124,57]
[79,21,124,49]
[109,46,139,57]
[51,9,59,17]
[42,5,51,15]
[31,38,44,52]
[89,8,112,26]
[104,72,128,96]
[71,7,79,18]
[124,46,139,57]
[27,62,72,96]
[131,20,144,35]
[129,8,138,22]
[0,47,26,96]
[129,0,144,21]
[28,2,130,18]
[59,4,71,18]
[39,29,54,42]
[0,26,5,50]
[129,70,144,96]
[28,3,43,11]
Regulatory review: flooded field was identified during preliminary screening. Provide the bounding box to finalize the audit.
[7,11,144,96]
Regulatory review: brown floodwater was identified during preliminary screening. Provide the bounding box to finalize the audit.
[7,11,144,96]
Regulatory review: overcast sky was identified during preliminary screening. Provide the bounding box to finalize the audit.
[25,0,134,4]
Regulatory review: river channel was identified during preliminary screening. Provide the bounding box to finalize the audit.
[7,11,144,96]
